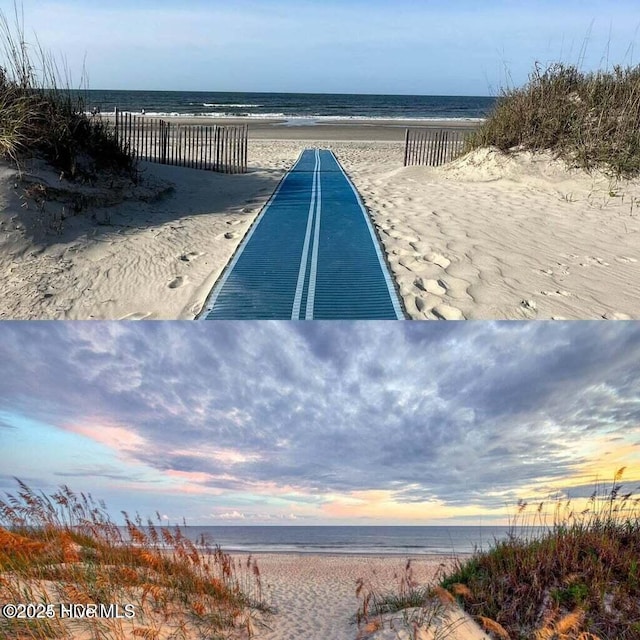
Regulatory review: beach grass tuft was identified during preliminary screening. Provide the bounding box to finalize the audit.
[354,560,465,639]
[467,62,640,177]
[0,480,271,639]
[0,3,135,180]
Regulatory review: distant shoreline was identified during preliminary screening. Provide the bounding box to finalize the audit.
[219,549,474,557]
[98,112,484,123]
[97,114,481,142]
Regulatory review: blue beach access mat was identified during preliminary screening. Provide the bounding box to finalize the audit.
[200,148,404,319]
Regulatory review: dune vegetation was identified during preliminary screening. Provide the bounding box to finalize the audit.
[0,480,270,640]
[0,5,135,180]
[467,62,640,178]
[357,469,640,640]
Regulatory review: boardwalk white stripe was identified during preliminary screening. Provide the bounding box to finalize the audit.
[198,150,307,319]
[328,150,405,319]
[305,150,322,319]
[291,148,319,319]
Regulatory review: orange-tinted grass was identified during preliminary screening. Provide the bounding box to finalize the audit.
[441,469,640,639]
[0,480,272,639]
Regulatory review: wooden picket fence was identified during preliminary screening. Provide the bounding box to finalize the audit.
[404,128,469,167]
[113,108,248,174]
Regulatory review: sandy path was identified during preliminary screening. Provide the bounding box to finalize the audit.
[245,554,455,640]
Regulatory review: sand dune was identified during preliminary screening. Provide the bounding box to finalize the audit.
[1,130,639,319]
[339,143,640,320]
[0,159,282,319]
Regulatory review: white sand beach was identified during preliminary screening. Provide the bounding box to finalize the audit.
[243,554,488,640]
[1,121,639,319]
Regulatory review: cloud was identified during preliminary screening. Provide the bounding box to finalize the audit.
[213,509,307,522]
[218,510,246,520]
[64,421,147,453]
[52,465,155,483]
[0,322,639,518]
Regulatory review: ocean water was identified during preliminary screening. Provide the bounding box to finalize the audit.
[80,90,495,122]
[155,525,537,556]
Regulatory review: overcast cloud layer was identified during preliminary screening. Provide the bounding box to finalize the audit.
[1,322,639,524]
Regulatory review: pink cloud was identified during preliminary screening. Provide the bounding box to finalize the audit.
[164,469,214,483]
[63,419,146,452]
[170,446,261,465]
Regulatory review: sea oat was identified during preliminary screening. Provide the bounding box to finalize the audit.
[478,616,510,639]
[555,609,585,635]
[449,583,473,600]
[430,585,456,606]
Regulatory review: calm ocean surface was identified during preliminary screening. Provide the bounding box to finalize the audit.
[162,526,536,556]
[81,90,495,121]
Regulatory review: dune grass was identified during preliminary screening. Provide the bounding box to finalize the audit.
[357,469,639,640]
[354,559,464,639]
[467,62,640,178]
[0,480,270,640]
[440,469,640,639]
[0,4,135,180]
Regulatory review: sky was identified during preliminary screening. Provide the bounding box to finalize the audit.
[0,322,639,526]
[1,0,639,94]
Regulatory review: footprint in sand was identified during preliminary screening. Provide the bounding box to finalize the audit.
[425,252,451,269]
[579,256,610,267]
[541,290,571,297]
[433,304,464,320]
[551,263,570,277]
[179,252,200,262]
[615,255,638,264]
[520,299,538,318]
[224,231,238,240]
[414,278,447,296]
[168,276,185,289]
[409,241,431,254]
[393,247,415,258]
